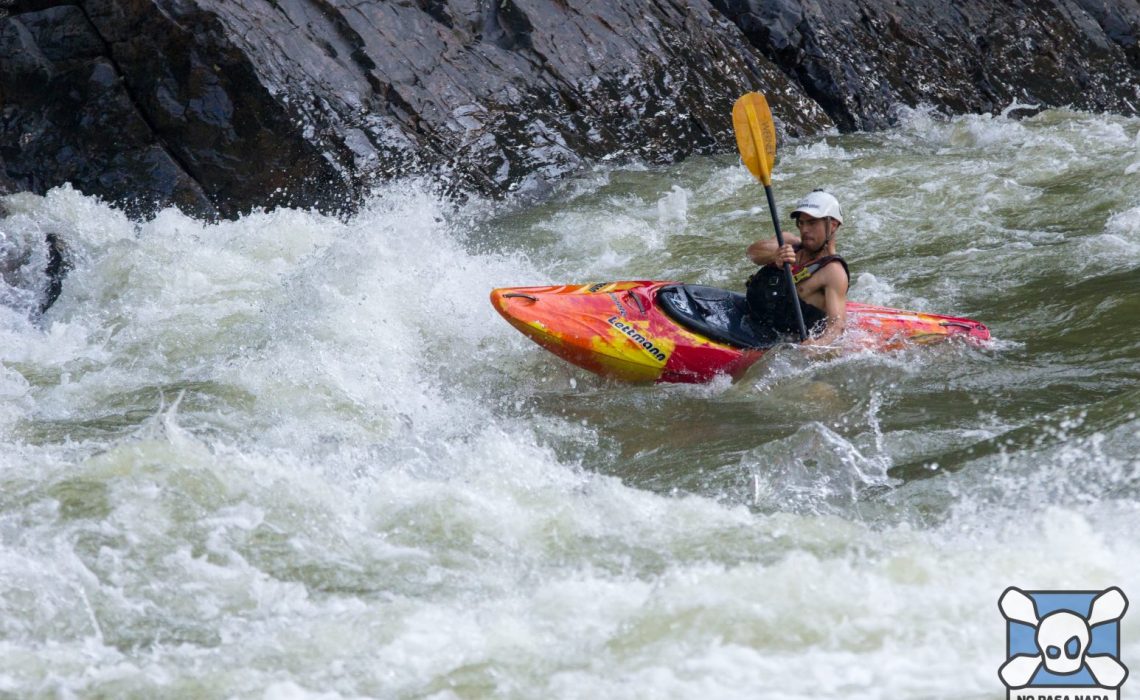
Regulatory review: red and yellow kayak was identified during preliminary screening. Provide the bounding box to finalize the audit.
[490,281,990,384]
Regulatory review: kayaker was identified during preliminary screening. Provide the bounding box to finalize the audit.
[745,189,849,346]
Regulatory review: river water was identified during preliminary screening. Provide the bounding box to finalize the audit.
[1,108,1138,698]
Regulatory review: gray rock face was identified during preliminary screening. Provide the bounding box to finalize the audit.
[0,0,1138,217]
[193,0,831,198]
[1,1,356,217]
[713,0,1140,130]
[0,0,828,216]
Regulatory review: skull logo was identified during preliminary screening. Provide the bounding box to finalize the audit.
[998,587,1129,690]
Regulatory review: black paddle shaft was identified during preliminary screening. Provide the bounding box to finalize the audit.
[764,185,808,341]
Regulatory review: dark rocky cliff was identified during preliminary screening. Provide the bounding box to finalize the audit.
[712,0,1140,131]
[1,0,1138,217]
[0,0,829,217]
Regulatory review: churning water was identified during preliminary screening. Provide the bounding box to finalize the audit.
[1,108,1138,698]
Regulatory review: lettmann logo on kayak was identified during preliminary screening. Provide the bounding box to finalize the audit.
[999,587,1129,700]
[606,316,667,363]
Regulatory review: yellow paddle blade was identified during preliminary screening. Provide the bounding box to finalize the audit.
[732,92,777,186]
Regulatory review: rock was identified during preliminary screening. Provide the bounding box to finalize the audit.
[0,224,68,318]
[712,0,1140,131]
[1,1,355,218]
[0,4,218,216]
[41,232,67,314]
[0,0,829,216]
[0,0,1138,218]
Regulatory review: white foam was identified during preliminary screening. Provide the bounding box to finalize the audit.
[1073,205,1140,271]
[656,185,690,226]
[791,139,853,161]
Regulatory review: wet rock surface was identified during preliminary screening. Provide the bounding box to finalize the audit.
[0,0,1138,217]
[0,0,828,216]
[0,1,351,218]
[713,0,1140,131]
[0,221,69,319]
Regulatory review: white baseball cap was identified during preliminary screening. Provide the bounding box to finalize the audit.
[790,190,843,224]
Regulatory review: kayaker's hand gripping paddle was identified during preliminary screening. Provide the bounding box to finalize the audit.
[732,92,808,342]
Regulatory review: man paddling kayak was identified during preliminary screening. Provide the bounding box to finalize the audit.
[745,190,849,347]
[491,94,989,384]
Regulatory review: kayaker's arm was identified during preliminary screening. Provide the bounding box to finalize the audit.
[747,234,801,265]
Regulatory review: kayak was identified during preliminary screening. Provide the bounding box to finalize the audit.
[490,281,990,384]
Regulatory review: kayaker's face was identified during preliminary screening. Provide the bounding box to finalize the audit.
[795,215,833,250]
